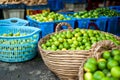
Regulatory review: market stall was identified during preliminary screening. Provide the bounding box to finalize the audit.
[0,0,120,80]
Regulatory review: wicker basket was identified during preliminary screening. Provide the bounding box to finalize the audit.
[78,40,120,80]
[38,22,93,80]
[38,22,120,80]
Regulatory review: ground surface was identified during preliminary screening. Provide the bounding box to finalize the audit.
[0,55,59,80]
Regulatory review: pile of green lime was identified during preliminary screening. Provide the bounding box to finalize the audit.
[30,12,71,22]
[41,28,120,51]
[83,49,120,80]
[68,8,120,18]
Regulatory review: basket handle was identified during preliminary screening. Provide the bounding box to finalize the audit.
[88,22,99,30]
[55,22,73,32]
[8,18,28,25]
[92,40,116,59]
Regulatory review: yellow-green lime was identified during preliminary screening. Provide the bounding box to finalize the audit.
[84,62,97,72]
[111,66,120,78]
[98,59,107,70]
[84,72,93,80]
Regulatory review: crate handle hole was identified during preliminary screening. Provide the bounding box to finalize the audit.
[11,20,18,23]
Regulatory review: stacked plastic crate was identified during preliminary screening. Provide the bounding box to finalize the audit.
[107,6,120,36]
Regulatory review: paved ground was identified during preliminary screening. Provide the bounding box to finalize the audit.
[0,55,59,80]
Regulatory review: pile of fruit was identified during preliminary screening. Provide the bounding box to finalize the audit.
[41,28,120,51]
[0,32,37,51]
[0,32,25,37]
[68,8,120,18]
[30,12,71,22]
[83,49,120,80]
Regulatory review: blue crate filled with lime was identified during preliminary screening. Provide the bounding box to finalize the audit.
[0,18,28,26]
[109,6,120,13]
[66,8,120,32]
[26,12,76,37]
[0,25,41,62]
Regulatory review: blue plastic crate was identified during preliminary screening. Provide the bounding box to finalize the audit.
[109,6,120,13]
[0,4,25,9]
[0,18,28,26]
[25,5,49,10]
[63,0,82,3]
[55,17,76,29]
[77,17,107,31]
[48,0,64,11]
[58,12,76,29]
[26,14,76,37]
[26,16,55,38]
[60,11,107,31]
[59,12,74,15]
[0,25,41,62]
[106,16,120,36]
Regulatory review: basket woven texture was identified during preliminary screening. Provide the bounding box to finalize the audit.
[0,25,41,62]
[78,40,120,80]
[38,22,120,80]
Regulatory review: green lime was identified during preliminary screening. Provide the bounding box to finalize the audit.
[67,39,73,44]
[111,49,120,56]
[77,36,82,41]
[111,66,120,78]
[84,72,93,80]
[51,45,57,51]
[73,40,79,46]
[47,47,51,50]
[101,77,110,80]
[107,57,113,62]
[102,51,111,59]
[84,62,97,72]
[41,44,47,49]
[107,60,119,69]
[110,77,119,80]
[87,57,97,65]
[106,72,112,77]
[54,41,60,46]
[66,33,73,39]
[58,44,64,50]
[113,55,120,61]
[98,59,107,70]
[74,33,81,37]
[58,37,64,42]
[63,42,70,49]
[74,28,80,32]
[102,69,109,76]
[93,71,105,80]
